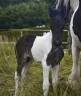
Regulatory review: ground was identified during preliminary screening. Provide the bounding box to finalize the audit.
[0,44,81,96]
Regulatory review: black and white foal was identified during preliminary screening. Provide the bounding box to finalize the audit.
[15,31,59,96]
[15,0,80,96]
[69,0,81,84]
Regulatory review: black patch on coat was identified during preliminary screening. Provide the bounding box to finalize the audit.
[73,5,81,42]
[15,35,36,76]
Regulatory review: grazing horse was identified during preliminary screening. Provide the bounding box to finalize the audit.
[15,0,79,96]
[48,0,79,68]
[48,0,79,84]
[69,0,81,84]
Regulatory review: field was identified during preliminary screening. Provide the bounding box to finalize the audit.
[0,44,81,96]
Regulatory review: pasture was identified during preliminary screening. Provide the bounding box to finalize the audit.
[0,44,81,96]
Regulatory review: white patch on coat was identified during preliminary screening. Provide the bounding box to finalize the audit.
[31,31,52,62]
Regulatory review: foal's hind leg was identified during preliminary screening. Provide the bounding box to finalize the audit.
[68,40,80,85]
[15,56,31,96]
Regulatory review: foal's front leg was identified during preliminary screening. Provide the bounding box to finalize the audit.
[42,56,50,96]
[51,65,59,89]
[68,41,80,84]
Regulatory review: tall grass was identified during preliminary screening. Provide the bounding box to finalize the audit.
[0,44,81,96]
[0,44,16,96]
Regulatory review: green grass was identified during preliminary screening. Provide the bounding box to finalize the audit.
[0,44,81,96]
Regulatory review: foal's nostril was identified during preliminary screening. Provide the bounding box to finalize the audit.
[53,47,64,64]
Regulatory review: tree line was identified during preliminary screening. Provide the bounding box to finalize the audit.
[0,0,55,29]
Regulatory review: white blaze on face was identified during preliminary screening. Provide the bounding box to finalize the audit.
[56,0,62,9]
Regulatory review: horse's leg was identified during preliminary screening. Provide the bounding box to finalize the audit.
[15,55,31,96]
[68,40,80,84]
[42,55,50,96]
[15,65,24,96]
[15,71,20,96]
[51,65,59,89]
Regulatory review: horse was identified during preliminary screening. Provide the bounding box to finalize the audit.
[48,0,79,67]
[15,31,53,96]
[48,0,79,85]
[15,0,79,96]
[69,0,81,85]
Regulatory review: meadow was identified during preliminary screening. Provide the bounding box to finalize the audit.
[0,44,81,96]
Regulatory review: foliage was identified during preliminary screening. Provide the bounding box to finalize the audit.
[0,0,56,29]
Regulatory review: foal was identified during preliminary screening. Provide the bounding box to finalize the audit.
[15,31,59,96]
